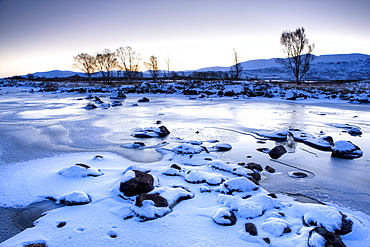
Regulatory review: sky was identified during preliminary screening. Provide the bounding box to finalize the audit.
[0,0,369,78]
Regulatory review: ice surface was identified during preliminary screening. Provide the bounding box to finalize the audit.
[0,87,370,246]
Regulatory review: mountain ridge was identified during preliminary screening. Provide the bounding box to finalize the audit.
[8,53,370,80]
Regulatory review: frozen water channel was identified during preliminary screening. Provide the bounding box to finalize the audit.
[0,87,370,241]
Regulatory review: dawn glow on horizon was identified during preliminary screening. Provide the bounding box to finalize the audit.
[0,0,369,78]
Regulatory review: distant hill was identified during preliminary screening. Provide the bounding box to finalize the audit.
[14,53,370,81]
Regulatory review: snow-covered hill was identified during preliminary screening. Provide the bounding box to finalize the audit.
[18,53,370,81]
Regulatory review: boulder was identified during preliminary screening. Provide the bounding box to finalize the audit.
[135,193,169,207]
[246,162,263,172]
[212,208,237,226]
[309,227,346,247]
[58,191,91,206]
[265,165,276,173]
[138,97,150,102]
[331,140,363,159]
[245,222,258,236]
[84,103,97,110]
[214,143,232,151]
[119,170,155,197]
[269,146,287,159]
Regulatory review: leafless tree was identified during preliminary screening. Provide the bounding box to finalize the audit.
[95,49,118,84]
[276,27,315,84]
[164,56,171,81]
[230,49,243,80]
[144,55,159,82]
[73,53,96,84]
[116,46,141,82]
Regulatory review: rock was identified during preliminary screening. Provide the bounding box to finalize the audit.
[58,164,103,177]
[269,146,287,159]
[335,213,353,235]
[119,170,155,197]
[247,171,261,181]
[110,91,126,99]
[245,222,258,236]
[348,127,362,136]
[84,103,97,110]
[23,243,46,247]
[170,164,182,170]
[57,222,67,228]
[246,162,263,172]
[138,97,150,102]
[212,208,237,226]
[158,125,170,137]
[322,136,334,146]
[288,171,308,178]
[214,143,232,151]
[58,191,91,206]
[309,227,346,247]
[263,238,270,244]
[331,140,363,159]
[135,193,169,207]
[265,165,275,173]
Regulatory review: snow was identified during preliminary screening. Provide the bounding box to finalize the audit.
[58,164,103,178]
[308,231,326,247]
[260,217,291,237]
[0,87,370,246]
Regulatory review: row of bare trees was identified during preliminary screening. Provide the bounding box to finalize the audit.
[74,27,315,84]
[73,46,159,84]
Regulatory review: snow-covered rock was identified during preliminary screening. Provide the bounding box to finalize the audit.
[331,140,363,159]
[212,207,237,226]
[132,126,170,138]
[57,191,91,206]
[261,217,292,237]
[219,177,259,194]
[58,164,103,178]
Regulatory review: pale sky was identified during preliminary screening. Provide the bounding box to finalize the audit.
[0,0,369,78]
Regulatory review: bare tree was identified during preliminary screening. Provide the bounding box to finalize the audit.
[95,49,118,84]
[276,27,315,84]
[230,48,243,80]
[144,55,159,82]
[73,53,96,84]
[164,56,171,81]
[116,46,141,82]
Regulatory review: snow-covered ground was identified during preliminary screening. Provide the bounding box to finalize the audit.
[0,86,370,246]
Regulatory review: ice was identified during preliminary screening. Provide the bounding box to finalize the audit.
[1,87,370,246]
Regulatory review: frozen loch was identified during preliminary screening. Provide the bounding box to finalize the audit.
[0,87,370,246]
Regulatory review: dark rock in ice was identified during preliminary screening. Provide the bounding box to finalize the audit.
[267,193,277,198]
[158,125,170,137]
[348,127,362,136]
[322,136,334,146]
[331,140,363,159]
[155,120,162,124]
[265,165,276,173]
[309,227,346,247]
[214,143,232,151]
[57,222,67,228]
[246,162,263,172]
[138,97,150,102]
[263,238,270,244]
[245,222,258,236]
[135,193,169,207]
[94,96,104,104]
[170,164,182,170]
[283,226,292,234]
[335,213,353,235]
[269,146,287,159]
[120,170,155,197]
[84,103,97,110]
[247,171,261,181]
[288,171,308,178]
